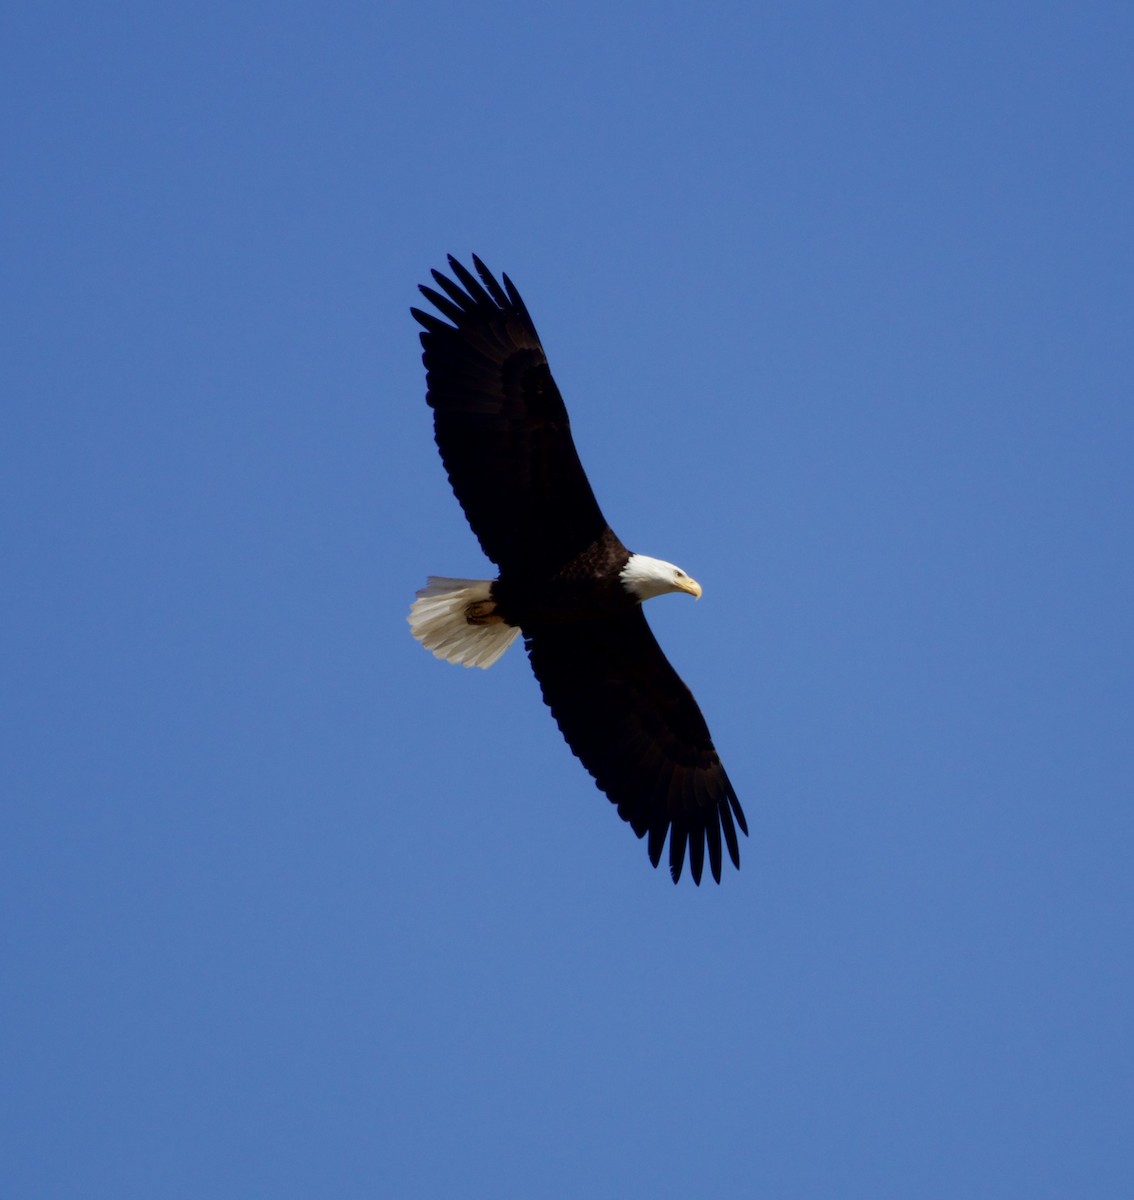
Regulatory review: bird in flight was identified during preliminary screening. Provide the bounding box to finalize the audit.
[409,256,747,883]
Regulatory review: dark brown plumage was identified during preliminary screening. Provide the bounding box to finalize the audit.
[411,255,747,883]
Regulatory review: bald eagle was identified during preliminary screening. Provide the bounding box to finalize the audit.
[408,256,747,884]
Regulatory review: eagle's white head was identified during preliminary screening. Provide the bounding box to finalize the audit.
[620,554,702,602]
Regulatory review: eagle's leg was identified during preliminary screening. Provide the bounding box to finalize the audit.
[465,599,505,625]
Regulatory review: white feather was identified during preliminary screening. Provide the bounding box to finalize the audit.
[619,554,702,601]
[407,577,519,669]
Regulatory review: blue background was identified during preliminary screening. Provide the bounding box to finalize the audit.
[4,2,1132,1196]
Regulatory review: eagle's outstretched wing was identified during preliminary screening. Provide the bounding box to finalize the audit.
[412,255,609,578]
[524,609,747,884]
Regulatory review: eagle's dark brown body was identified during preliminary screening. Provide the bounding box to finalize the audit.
[492,528,633,627]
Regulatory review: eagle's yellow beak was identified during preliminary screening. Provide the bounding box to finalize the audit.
[679,576,703,600]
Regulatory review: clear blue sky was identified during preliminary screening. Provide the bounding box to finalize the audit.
[4,2,1132,1196]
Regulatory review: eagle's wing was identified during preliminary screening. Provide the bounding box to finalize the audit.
[412,256,610,577]
[524,610,747,883]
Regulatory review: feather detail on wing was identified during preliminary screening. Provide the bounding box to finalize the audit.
[523,610,747,884]
[412,256,609,576]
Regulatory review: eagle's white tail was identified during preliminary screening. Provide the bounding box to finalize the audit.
[408,577,520,669]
